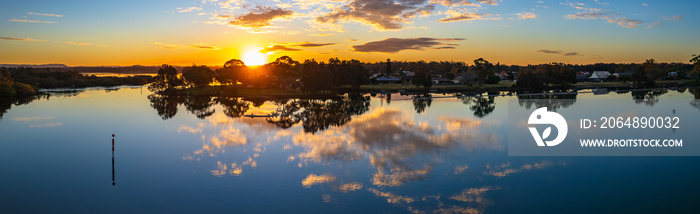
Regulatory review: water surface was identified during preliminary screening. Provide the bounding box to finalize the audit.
[1,87,699,213]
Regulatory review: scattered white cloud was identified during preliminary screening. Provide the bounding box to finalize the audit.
[27,12,63,17]
[517,12,536,19]
[64,42,92,46]
[152,42,220,50]
[608,17,642,28]
[665,15,684,21]
[8,19,54,23]
[178,7,202,13]
[0,36,45,42]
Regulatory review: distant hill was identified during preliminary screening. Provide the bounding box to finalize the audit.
[0,64,68,68]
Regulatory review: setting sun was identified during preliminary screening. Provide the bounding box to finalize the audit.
[241,47,268,66]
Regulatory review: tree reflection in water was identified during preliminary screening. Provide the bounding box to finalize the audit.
[517,93,578,111]
[458,93,496,118]
[148,93,371,133]
[147,94,183,120]
[184,96,216,119]
[630,89,668,106]
[690,87,700,110]
[0,95,47,122]
[270,93,370,133]
[411,93,432,113]
[215,97,249,118]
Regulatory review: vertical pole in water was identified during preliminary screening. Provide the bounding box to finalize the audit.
[112,134,115,186]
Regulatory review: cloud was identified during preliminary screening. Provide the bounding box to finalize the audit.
[0,36,45,42]
[259,45,302,53]
[565,11,615,20]
[439,10,500,22]
[302,174,336,187]
[314,0,435,31]
[536,50,580,56]
[475,0,498,5]
[27,12,63,17]
[536,50,560,54]
[152,42,184,49]
[11,116,54,121]
[28,122,63,128]
[368,188,415,204]
[290,42,336,47]
[429,0,479,7]
[607,17,642,28]
[64,42,92,46]
[517,12,536,19]
[190,43,220,50]
[486,161,554,177]
[564,4,643,29]
[228,6,294,29]
[8,19,54,23]
[449,186,493,202]
[665,16,684,21]
[642,3,648,6]
[352,37,464,53]
[338,182,363,193]
[310,33,334,37]
[178,7,202,13]
[152,42,220,50]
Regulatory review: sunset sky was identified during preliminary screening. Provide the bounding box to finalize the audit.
[1,0,698,66]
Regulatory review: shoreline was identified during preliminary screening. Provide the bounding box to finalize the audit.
[153,79,693,99]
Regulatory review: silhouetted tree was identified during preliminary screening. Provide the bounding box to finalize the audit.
[216,59,246,85]
[385,58,392,75]
[516,67,545,90]
[182,65,215,88]
[264,56,299,89]
[149,64,182,92]
[412,62,432,89]
[471,58,495,84]
[299,59,331,93]
[690,54,700,82]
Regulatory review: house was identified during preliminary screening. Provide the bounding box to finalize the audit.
[376,76,402,84]
[589,71,611,80]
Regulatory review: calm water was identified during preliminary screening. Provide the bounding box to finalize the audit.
[1,87,699,213]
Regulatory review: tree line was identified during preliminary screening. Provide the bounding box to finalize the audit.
[150,54,700,93]
[150,56,370,94]
[0,67,153,97]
